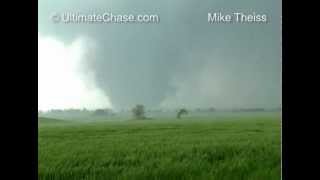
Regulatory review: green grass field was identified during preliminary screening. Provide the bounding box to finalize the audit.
[38,114,281,180]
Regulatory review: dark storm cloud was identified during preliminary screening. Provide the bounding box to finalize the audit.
[39,0,281,109]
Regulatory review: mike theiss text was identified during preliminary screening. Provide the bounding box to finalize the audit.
[208,12,268,23]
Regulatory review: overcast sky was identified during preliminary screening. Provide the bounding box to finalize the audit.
[38,0,281,111]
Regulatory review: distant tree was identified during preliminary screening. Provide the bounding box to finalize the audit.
[132,104,145,119]
[177,108,188,119]
[209,107,215,112]
[93,109,111,116]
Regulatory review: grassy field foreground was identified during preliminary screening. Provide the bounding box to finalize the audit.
[38,115,281,180]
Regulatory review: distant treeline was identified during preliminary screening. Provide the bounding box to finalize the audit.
[229,108,281,112]
[39,107,281,116]
[38,108,116,120]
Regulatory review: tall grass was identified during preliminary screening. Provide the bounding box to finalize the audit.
[39,116,280,180]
